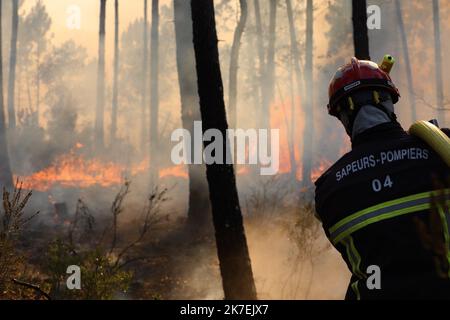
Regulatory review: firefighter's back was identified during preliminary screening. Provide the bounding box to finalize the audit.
[315,122,450,299]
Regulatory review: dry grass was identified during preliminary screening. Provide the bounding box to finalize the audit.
[0,181,38,297]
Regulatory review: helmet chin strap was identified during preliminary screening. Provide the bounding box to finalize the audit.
[338,90,397,138]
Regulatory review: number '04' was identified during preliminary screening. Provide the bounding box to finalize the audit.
[372,175,393,192]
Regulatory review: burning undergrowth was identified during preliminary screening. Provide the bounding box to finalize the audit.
[14,144,187,193]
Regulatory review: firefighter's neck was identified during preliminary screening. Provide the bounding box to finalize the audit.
[351,104,392,140]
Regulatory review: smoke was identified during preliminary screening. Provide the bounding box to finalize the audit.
[158,205,351,300]
[3,0,449,300]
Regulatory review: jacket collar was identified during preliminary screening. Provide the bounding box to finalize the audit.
[351,121,406,148]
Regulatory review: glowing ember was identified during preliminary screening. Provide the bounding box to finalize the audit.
[159,165,188,179]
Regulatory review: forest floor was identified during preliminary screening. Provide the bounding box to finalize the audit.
[2,177,350,300]
[124,210,350,300]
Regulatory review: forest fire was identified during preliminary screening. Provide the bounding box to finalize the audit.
[15,149,328,192]
[16,151,127,191]
[15,151,188,192]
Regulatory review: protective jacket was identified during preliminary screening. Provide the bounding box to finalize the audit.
[315,121,450,299]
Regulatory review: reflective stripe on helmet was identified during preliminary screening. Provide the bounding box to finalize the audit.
[329,189,450,245]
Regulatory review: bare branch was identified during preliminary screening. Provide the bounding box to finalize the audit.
[11,278,52,300]
[109,180,131,254]
[113,186,168,269]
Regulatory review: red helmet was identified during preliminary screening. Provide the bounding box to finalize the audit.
[328,57,400,116]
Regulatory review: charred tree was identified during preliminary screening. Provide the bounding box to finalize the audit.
[261,0,277,129]
[432,0,444,124]
[352,0,370,60]
[7,0,18,129]
[95,0,107,149]
[301,0,313,187]
[190,0,257,300]
[111,0,120,141]
[174,0,211,228]
[395,0,416,122]
[228,0,248,128]
[149,0,160,183]
[0,3,13,189]
[141,0,149,154]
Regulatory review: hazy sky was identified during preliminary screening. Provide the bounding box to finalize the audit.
[20,0,330,66]
[22,0,173,60]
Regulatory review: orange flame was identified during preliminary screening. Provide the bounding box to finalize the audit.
[15,148,189,192]
[159,165,188,179]
[16,151,127,191]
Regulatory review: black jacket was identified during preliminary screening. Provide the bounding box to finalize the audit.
[315,122,450,299]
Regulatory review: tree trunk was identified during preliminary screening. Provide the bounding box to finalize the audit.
[110,0,120,142]
[248,3,260,122]
[286,0,304,98]
[301,0,313,187]
[174,0,211,228]
[261,0,277,129]
[190,0,257,300]
[149,0,159,184]
[36,44,40,125]
[141,0,149,154]
[7,0,18,129]
[288,55,297,180]
[95,0,107,149]
[0,3,13,189]
[278,80,296,181]
[395,0,416,122]
[432,0,444,124]
[26,72,33,112]
[286,0,303,180]
[253,0,265,127]
[228,0,248,128]
[352,0,370,60]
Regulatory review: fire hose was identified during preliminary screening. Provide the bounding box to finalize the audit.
[409,120,450,167]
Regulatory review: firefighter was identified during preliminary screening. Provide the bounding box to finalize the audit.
[315,57,450,299]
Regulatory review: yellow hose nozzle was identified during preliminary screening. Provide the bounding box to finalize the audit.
[379,55,395,74]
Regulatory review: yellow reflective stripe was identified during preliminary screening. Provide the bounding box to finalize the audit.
[437,205,450,278]
[343,236,365,279]
[333,203,432,245]
[330,189,450,245]
[351,280,361,300]
[330,190,444,234]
